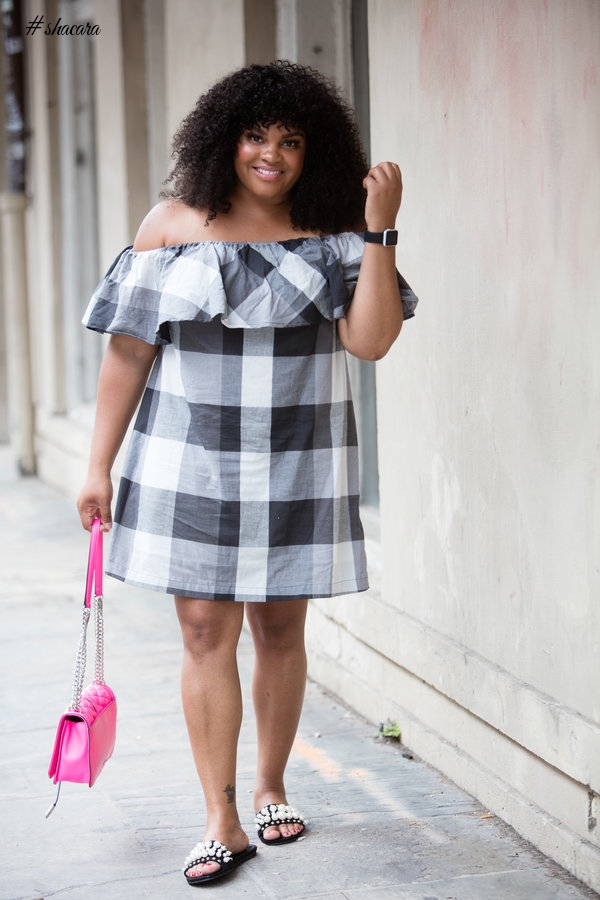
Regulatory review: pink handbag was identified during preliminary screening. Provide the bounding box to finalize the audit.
[47,518,117,815]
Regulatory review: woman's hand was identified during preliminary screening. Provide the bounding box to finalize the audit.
[77,474,114,532]
[337,162,405,360]
[363,162,403,231]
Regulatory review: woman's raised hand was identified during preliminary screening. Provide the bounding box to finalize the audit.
[362,162,403,231]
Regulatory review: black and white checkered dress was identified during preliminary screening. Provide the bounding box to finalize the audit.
[83,233,417,602]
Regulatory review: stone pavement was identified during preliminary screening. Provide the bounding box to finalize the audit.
[0,444,597,900]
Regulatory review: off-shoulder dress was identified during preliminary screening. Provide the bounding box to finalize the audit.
[83,232,417,602]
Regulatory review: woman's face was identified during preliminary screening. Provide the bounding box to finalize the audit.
[233,123,306,204]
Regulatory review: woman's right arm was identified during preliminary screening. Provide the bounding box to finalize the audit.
[77,334,159,531]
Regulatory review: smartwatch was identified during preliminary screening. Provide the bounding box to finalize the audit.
[363,228,398,247]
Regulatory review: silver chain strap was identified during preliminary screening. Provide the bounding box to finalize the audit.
[70,593,105,710]
[71,606,91,710]
[94,595,105,684]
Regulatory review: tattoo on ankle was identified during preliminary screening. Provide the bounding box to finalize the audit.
[223,784,235,804]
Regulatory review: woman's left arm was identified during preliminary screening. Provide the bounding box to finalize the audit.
[337,162,404,361]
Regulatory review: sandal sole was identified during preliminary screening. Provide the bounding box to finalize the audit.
[184,844,257,885]
[257,828,305,846]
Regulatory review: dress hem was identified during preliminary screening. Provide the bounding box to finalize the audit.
[106,569,369,602]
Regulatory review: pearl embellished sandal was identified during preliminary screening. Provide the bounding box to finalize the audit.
[255,803,307,845]
[183,839,257,885]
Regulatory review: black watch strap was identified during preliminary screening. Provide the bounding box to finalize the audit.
[363,228,398,247]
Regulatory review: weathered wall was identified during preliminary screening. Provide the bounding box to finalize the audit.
[164,0,245,148]
[310,0,600,887]
[308,0,600,890]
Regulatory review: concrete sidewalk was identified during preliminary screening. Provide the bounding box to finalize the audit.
[0,444,597,900]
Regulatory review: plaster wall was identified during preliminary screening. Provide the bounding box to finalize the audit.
[30,0,130,491]
[93,0,130,265]
[375,0,599,721]
[309,0,600,888]
[24,0,62,418]
[164,0,245,144]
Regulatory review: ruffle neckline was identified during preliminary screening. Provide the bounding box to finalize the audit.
[129,234,343,251]
[83,232,417,342]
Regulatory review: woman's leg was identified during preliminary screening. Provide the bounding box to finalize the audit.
[175,597,248,876]
[245,599,309,841]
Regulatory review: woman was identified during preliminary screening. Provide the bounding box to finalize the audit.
[77,61,417,887]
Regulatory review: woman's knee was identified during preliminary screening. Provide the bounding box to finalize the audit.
[246,600,308,654]
[175,597,244,657]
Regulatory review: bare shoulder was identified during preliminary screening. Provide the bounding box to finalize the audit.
[133,199,206,250]
[133,199,180,251]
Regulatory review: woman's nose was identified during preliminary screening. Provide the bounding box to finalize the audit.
[261,142,281,161]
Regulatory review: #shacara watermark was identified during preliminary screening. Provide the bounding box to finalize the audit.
[26,15,100,37]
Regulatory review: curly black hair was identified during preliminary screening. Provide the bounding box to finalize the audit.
[162,60,369,233]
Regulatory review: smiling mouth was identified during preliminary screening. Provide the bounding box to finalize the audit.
[254,167,284,177]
